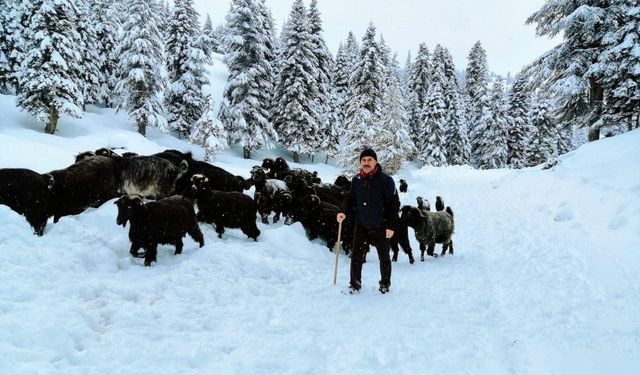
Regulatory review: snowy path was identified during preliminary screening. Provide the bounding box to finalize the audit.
[2,157,638,374]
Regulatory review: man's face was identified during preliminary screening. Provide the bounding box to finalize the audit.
[360,156,376,173]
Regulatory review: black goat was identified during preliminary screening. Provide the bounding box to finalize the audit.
[295,194,353,254]
[0,168,53,235]
[153,150,246,194]
[399,179,408,193]
[435,196,445,211]
[251,167,292,224]
[118,156,188,199]
[47,156,121,223]
[333,175,351,191]
[416,196,430,213]
[115,195,204,266]
[190,174,260,240]
[390,224,415,264]
[399,205,455,261]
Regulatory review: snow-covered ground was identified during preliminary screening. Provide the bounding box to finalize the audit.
[1,86,640,373]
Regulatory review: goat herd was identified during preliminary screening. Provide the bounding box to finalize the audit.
[0,149,455,267]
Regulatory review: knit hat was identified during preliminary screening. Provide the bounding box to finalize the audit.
[359,148,377,161]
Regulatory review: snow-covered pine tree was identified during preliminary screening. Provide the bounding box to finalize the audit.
[190,95,229,161]
[526,1,615,142]
[212,24,225,54]
[92,0,120,108]
[374,73,415,174]
[272,0,319,162]
[219,0,277,159]
[165,0,207,138]
[115,0,168,136]
[407,43,431,147]
[308,0,339,161]
[338,23,387,171]
[595,1,640,130]
[333,42,350,130]
[258,0,278,117]
[202,14,216,57]
[339,96,374,174]
[344,31,359,74]
[418,77,447,166]
[477,76,509,169]
[506,72,532,168]
[350,23,387,117]
[444,90,471,165]
[434,46,470,165]
[2,0,34,93]
[528,94,558,166]
[0,0,12,93]
[16,0,83,134]
[76,0,101,109]
[466,41,490,166]
[400,51,412,104]
[158,0,172,41]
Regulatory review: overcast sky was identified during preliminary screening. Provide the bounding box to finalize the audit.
[192,0,560,76]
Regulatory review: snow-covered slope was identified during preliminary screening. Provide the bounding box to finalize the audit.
[1,90,639,373]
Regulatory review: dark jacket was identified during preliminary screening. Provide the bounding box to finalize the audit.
[340,164,400,231]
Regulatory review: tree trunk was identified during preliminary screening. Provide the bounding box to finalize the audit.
[138,119,146,136]
[628,115,633,132]
[325,155,329,164]
[588,77,604,142]
[293,151,299,163]
[243,147,250,159]
[310,154,315,163]
[44,108,59,134]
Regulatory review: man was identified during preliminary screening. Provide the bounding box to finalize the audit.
[337,148,400,294]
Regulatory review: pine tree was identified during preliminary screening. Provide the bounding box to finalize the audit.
[418,82,447,166]
[344,31,359,74]
[374,74,415,174]
[165,0,207,137]
[16,0,83,134]
[466,41,490,166]
[506,72,532,168]
[527,1,616,142]
[407,43,431,147]
[0,0,12,93]
[212,24,225,54]
[445,91,471,165]
[158,0,172,41]
[2,0,34,93]
[477,76,509,169]
[349,23,386,116]
[338,96,374,173]
[77,0,101,109]
[202,14,215,57]
[528,95,558,165]
[339,23,387,170]
[333,42,350,130]
[190,95,229,161]
[596,1,640,129]
[272,0,319,162]
[93,0,120,108]
[115,0,168,136]
[219,0,277,159]
[399,51,412,105]
[308,0,338,160]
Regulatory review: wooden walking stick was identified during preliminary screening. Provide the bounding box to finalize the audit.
[333,221,343,285]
